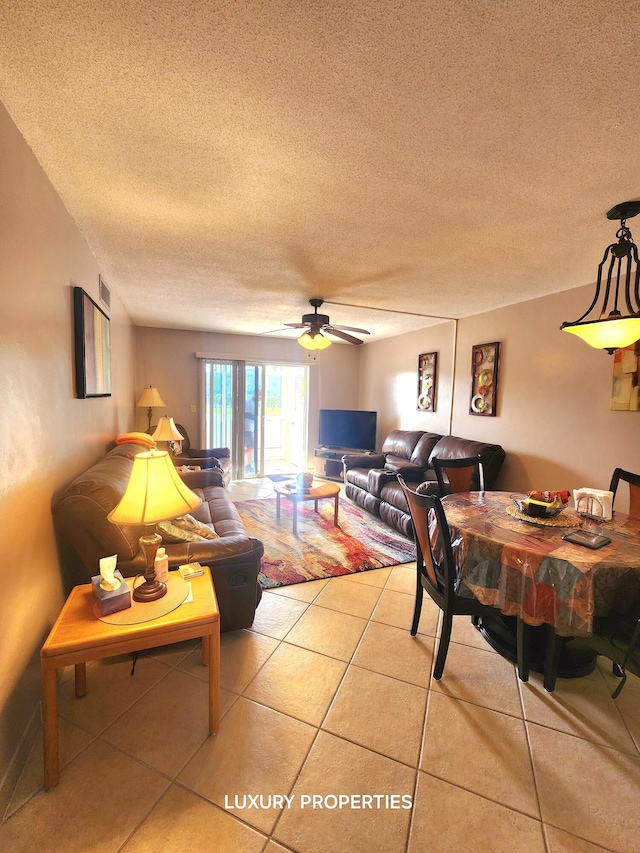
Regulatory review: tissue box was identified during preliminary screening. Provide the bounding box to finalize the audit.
[91,570,131,615]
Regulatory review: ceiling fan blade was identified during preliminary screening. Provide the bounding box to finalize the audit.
[329,324,371,335]
[283,322,307,329]
[326,328,364,345]
[262,326,298,335]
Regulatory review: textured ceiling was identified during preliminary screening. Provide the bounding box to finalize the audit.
[1,1,639,342]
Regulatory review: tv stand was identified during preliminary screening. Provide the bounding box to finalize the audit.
[314,447,368,481]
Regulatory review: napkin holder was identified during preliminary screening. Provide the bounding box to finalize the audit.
[573,488,613,521]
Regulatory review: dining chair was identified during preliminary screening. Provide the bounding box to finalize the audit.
[433,455,485,496]
[398,475,530,681]
[544,615,640,697]
[609,467,640,519]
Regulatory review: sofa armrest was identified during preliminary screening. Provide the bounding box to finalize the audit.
[342,452,385,471]
[116,535,260,572]
[368,468,394,497]
[178,468,226,489]
[183,535,264,566]
[383,461,425,482]
[208,447,230,458]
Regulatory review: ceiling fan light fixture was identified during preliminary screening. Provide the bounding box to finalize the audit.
[561,201,640,353]
[287,298,368,347]
[298,329,331,350]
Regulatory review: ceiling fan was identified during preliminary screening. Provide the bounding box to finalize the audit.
[285,298,371,349]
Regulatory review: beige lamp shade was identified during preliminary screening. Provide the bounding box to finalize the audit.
[151,416,184,442]
[136,386,166,408]
[107,450,202,525]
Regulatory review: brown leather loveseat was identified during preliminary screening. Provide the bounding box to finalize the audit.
[52,441,263,631]
[343,430,505,538]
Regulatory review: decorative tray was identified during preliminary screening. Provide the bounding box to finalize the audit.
[505,504,582,528]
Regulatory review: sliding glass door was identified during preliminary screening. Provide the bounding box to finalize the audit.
[263,364,308,477]
[201,358,308,480]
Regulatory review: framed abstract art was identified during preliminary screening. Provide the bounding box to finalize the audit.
[417,352,437,411]
[73,286,111,398]
[470,342,499,416]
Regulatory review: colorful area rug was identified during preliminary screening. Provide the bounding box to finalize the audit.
[234,496,416,588]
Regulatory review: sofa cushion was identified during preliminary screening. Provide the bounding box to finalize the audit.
[176,514,220,539]
[429,435,506,490]
[410,432,443,468]
[381,430,425,461]
[344,482,382,517]
[379,501,415,539]
[345,467,372,490]
[158,514,220,543]
[158,520,209,543]
[380,480,410,513]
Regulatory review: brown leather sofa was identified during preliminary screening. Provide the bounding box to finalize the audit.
[343,430,506,538]
[52,441,262,631]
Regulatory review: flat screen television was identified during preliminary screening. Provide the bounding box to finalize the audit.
[318,409,377,451]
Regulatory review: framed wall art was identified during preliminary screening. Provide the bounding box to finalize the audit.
[470,341,499,416]
[417,352,437,411]
[73,286,111,398]
[611,341,640,411]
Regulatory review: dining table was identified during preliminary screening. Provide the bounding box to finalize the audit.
[441,491,640,685]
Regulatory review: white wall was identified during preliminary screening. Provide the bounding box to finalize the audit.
[359,286,640,511]
[358,320,456,440]
[0,102,135,812]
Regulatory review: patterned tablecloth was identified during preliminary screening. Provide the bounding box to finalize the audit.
[442,492,640,637]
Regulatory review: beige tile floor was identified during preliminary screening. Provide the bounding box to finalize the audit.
[2,486,640,852]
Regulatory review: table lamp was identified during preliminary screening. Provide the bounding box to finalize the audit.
[107,449,202,602]
[152,416,184,454]
[136,386,166,433]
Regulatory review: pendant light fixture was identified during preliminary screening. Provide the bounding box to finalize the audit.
[561,201,640,353]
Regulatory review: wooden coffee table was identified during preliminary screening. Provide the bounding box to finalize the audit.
[40,567,219,789]
[274,480,340,534]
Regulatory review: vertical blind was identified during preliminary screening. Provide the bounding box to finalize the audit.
[201,359,235,449]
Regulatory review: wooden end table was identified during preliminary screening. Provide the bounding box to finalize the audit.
[274,480,340,534]
[40,567,220,789]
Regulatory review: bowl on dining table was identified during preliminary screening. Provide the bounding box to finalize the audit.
[510,493,567,518]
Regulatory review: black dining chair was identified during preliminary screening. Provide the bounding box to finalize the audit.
[433,455,485,496]
[609,467,640,519]
[544,614,640,697]
[543,467,640,693]
[398,475,530,681]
